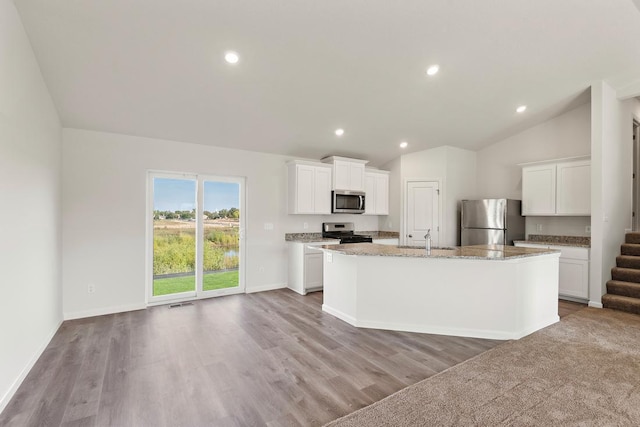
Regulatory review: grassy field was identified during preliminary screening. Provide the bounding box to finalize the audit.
[153,221,239,275]
[153,270,239,296]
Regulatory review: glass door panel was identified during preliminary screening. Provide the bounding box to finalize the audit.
[152,177,197,298]
[202,180,241,293]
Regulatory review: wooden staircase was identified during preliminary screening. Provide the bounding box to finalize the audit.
[602,232,640,314]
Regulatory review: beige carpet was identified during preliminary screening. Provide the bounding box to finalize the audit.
[326,308,640,426]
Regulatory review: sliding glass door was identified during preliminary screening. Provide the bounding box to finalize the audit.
[148,173,245,304]
[200,178,242,296]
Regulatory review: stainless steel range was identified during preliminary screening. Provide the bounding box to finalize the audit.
[322,222,373,243]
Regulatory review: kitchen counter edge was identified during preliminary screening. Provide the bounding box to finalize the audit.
[319,243,560,261]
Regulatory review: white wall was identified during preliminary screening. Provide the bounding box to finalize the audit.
[62,129,379,318]
[396,146,477,246]
[445,147,477,245]
[0,0,62,412]
[590,82,640,307]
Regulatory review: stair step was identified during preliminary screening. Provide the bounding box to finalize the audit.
[602,294,640,315]
[616,255,640,269]
[611,267,640,284]
[606,280,640,299]
[626,232,640,244]
[621,244,640,256]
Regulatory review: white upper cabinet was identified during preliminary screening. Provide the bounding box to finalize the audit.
[521,157,590,216]
[287,161,332,214]
[322,156,368,191]
[364,169,390,215]
[522,164,556,215]
[556,160,591,215]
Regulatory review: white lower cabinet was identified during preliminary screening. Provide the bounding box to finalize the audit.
[288,241,339,295]
[514,242,589,300]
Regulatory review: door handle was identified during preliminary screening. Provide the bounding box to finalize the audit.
[408,234,413,238]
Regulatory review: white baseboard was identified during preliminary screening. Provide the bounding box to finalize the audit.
[63,303,146,320]
[245,283,286,294]
[321,304,358,326]
[588,301,604,308]
[322,305,558,340]
[0,319,63,414]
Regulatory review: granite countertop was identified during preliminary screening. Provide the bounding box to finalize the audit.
[320,243,559,260]
[285,231,399,242]
[514,234,591,248]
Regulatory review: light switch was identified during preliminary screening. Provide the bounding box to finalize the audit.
[264,223,274,230]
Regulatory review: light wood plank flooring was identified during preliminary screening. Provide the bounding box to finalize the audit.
[1,290,585,427]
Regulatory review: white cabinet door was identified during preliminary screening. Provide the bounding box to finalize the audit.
[295,165,315,214]
[314,167,332,214]
[364,171,389,215]
[522,164,556,215]
[330,158,366,191]
[556,160,590,215]
[559,258,589,299]
[304,253,323,291]
[288,161,332,214]
[349,162,365,191]
[333,160,351,190]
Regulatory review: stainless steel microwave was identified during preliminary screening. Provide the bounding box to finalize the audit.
[332,190,365,214]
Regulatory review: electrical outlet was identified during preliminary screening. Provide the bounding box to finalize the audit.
[303,222,309,229]
[326,252,333,263]
[263,222,274,230]
[536,224,543,232]
[586,226,591,233]
[388,221,392,228]
[88,284,95,294]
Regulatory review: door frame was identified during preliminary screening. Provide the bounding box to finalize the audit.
[401,178,443,246]
[146,171,246,306]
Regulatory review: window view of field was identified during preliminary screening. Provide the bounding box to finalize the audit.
[152,178,241,297]
[153,217,240,295]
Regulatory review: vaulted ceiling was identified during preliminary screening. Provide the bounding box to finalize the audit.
[15,0,640,166]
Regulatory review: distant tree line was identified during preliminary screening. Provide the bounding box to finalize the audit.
[154,208,239,220]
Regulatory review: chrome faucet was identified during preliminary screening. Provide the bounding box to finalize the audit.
[424,229,432,254]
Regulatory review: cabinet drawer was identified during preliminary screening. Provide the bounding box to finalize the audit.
[549,245,589,260]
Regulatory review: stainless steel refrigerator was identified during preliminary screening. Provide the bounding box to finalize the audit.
[460,199,525,246]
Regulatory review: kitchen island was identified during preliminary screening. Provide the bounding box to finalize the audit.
[320,244,560,340]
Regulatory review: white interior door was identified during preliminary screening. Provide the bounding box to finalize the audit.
[406,181,440,247]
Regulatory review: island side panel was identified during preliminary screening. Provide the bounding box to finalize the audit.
[514,255,560,337]
[321,252,358,325]
[353,256,522,339]
[321,249,560,340]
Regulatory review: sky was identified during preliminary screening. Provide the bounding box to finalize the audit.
[153,178,239,212]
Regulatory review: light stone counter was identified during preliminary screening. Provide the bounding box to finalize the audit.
[320,243,560,340]
[321,243,558,260]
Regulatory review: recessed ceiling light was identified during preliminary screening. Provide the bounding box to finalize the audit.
[335,128,345,136]
[224,51,239,64]
[516,105,527,113]
[399,141,408,148]
[426,65,439,76]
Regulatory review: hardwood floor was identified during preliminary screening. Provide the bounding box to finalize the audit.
[558,299,587,318]
[1,290,584,427]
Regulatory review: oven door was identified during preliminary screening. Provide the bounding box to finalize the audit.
[332,191,365,214]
